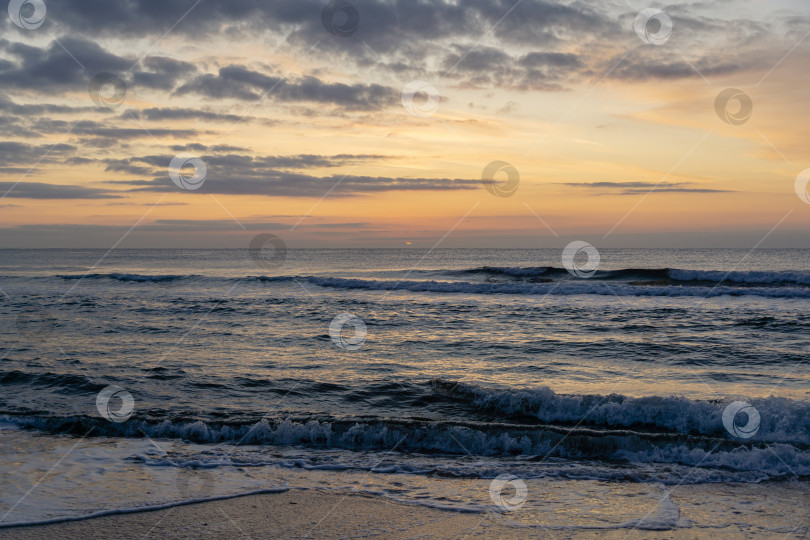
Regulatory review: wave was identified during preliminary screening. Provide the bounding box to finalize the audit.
[0,370,106,393]
[42,271,810,297]
[464,266,810,286]
[667,268,810,285]
[2,380,808,482]
[4,378,807,446]
[433,380,810,446]
[56,273,194,282]
[2,413,807,483]
[291,276,810,298]
[37,267,810,287]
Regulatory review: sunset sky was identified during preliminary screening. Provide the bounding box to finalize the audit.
[1,0,809,248]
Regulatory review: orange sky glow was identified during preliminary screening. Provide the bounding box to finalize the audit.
[1,0,809,248]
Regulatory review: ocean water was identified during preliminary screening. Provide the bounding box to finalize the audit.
[0,248,808,533]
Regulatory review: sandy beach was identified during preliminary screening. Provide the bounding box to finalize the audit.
[1,484,807,539]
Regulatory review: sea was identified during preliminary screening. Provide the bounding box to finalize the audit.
[0,248,808,533]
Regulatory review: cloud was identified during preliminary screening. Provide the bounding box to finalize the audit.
[147,219,372,231]
[131,56,198,90]
[105,153,389,175]
[563,182,680,188]
[0,141,76,164]
[496,100,518,115]
[2,219,371,233]
[66,157,95,165]
[0,34,397,110]
[1,1,801,101]
[104,201,187,206]
[0,99,208,143]
[126,172,481,198]
[620,187,730,194]
[0,181,120,199]
[0,95,97,115]
[105,151,478,197]
[0,37,132,90]
[30,119,199,140]
[124,107,259,124]
[176,66,398,108]
[35,0,323,37]
[169,144,250,153]
[609,59,746,82]
[519,52,583,69]
[0,37,388,114]
[561,181,732,195]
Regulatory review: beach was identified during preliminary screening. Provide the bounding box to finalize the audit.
[2,482,808,539]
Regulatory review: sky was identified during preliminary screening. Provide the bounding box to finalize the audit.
[1,0,809,249]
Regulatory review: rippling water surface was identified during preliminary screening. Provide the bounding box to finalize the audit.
[1,248,808,531]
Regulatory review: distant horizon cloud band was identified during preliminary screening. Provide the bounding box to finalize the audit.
[1,0,810,248]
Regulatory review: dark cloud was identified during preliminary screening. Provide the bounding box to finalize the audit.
[36,0,324,37]
[439,46,579,90]
[65,157,95,165]
[131,56,197,90]
[0,181,119,199]
[0,36,397,109]
[105,151,478,197]
[1,1,800,107]
[610,59,745,82]
[127,107,254,123]
[0,141,76,164]
[445,47,513,73]
[176,66,397,108]
[0,36,202,99]
[169,144,251,153]
[0,98,216,144]
[104,201,187,206]
[80,137,124,149]
[0,95,98,115]
[0,115,39,138]
[125,173,481,197]
[105,152,389,176]
[29,119,199,140]
[445,48,584,85]
[519,52,583,69]
[0,37,132,90]
[35,0,490,50]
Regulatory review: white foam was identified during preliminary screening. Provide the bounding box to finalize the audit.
[444,381,810,445]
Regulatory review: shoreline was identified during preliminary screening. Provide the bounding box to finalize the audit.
[2,485,806,539]
[0,489,502,540]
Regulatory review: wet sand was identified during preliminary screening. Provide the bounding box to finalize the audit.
[1,485,807,539]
